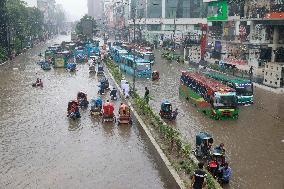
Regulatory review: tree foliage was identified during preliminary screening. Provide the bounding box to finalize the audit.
[75,15,98,42]
[0,0,46,61]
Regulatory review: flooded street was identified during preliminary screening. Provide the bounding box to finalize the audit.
[0,36,176,189]
[132,50,284,189]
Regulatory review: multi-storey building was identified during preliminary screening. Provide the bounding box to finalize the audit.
[37,0,57,35]
[37,0,56,23]
[127,0,207,43]
[204,0,284,83]
[88,0,104,19]
[104,0,129,40]
[263,62,284,88]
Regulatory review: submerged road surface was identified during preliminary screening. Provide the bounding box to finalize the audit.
[131,50,284,189]
[0,36,177,189]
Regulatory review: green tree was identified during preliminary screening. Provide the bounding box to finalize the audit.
[75,15,98,42]
[6,0,45,53]
[0,0,8,61]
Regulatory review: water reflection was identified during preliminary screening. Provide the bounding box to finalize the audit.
[0,36,175,189]
[68,119,81,131]
[117,124,132,140]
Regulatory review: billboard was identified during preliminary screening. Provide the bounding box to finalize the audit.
[54,56,65,68]
[207,0,228,21]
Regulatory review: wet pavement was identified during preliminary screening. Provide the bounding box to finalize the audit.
[131,50,284,189]
[0,36,177,189]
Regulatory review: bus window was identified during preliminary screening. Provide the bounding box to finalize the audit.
[214,95,237,108]
[136,64,149,71]
[144,54,154,61]
[236,84,253,96]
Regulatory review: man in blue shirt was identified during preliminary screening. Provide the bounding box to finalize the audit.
[221,162,232,184]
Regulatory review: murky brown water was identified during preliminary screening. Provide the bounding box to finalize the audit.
[0,36,177,189]
[132,50,284,189]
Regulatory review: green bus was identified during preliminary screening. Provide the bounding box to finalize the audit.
[204,70,253,105]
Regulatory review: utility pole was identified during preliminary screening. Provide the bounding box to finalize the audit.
[174,16,176,49]
[133,8,136,92]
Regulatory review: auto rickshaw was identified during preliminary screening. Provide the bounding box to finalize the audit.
[67,100,81,119]
[159,100,178,120]
[194,132,213,159]
[118,103,132,125]
[152,70,159,80]
[90,97,102,116]
[89,63,96,73]
[67,63,77,72]
[77,91,89,108]
[89,55,99,64]
[32,78,43,88]
[98,78,109,95]
[75,54,86,63]
[97,65,104,75]
[41,61,51,70]
[102,101,116,123]
[207,147,226,179]
[100,77,109,90]
[110,88,118,100]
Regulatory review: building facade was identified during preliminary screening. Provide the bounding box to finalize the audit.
[37,0,57,35]
[263,62,284,88]
[107,0,284,88]
[127,0,207,43]
[88,0,104,19]
[204,0,284,82]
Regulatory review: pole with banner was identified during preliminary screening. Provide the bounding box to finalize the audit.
[200,24,207,61]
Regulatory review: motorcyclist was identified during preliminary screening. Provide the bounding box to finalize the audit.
[219,162,232,184]
[38,79,43,87]
[36,78,40,84]
[110,88,117,100]
[215,143,226,155]
[98,81,105,95]
[171,108,178,119]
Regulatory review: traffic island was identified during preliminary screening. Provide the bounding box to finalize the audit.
[104,58,222,189]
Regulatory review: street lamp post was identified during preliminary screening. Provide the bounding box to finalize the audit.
[133,9,136,92]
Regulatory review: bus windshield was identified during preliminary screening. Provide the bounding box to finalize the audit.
[214,95,237,108]
[236,84,253,96]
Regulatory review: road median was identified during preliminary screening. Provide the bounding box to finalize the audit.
[104,58,222,189]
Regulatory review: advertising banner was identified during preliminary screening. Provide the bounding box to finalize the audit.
[54,57,65,68]
[207,0,228,21]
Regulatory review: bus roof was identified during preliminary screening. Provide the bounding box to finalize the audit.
[57,50,70,54]
[111,46,128,54]
[205,70,251,85]
[182,71,236,93]
[121,54,150,64]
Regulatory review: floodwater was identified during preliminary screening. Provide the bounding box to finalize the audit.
[0,36,177,189]
[132,50,284,189]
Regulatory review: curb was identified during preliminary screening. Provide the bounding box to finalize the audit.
[105,66,186,189]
